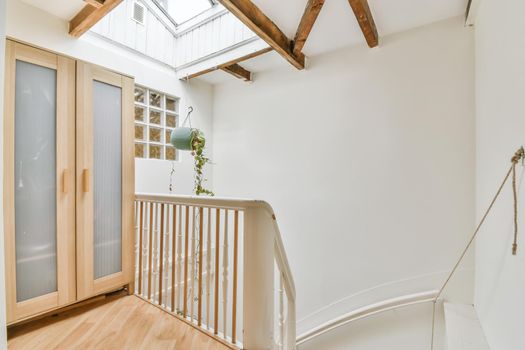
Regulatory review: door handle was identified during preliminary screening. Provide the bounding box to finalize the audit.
[82,169,90,193]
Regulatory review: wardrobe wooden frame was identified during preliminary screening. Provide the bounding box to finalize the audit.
[3,41,135,324]
[3,41,76,323]
[76,61,135,300]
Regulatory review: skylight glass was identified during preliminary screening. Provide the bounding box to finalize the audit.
[156,0,214,24]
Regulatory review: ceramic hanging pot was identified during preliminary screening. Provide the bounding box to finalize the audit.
[170,127,197,151]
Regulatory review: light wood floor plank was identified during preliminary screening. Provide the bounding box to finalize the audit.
[8,294,231,350]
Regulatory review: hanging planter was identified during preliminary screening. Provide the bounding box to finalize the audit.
[169,107,213,196]
[170,127,198,151]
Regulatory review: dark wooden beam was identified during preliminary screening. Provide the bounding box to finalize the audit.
[466,0,473,18]
[465,0,480,26]
[221,64,252,81]
[183,47,272,80]
[347,0,378,48]
[70,0,122,37]
[293,0,325,56]
[218,0,305,69]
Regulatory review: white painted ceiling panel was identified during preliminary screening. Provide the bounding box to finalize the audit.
[21,0,85,20]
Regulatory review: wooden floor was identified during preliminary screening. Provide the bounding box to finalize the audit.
[8,293,231,350]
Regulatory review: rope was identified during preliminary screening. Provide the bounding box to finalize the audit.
[430,146,524,350]
[511,147,524,254]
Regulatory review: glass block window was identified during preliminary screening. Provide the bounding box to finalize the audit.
[134,86,179,160]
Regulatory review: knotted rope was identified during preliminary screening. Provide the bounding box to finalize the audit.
[511,147,524,255]
[430,146,524,350]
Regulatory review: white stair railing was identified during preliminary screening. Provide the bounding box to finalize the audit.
[134,193,296,349]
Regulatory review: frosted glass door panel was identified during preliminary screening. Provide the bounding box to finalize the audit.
[14,60,57,302]
[93,80,122,279]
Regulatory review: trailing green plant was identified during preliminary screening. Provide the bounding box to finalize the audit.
[191,129,214,196]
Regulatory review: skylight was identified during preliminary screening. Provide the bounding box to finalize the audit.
[155,0,215,24]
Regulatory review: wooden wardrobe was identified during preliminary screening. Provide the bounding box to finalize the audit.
[3,40,135,324]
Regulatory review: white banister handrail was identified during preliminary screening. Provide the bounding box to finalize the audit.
[296,290,438,345]
[134,193,296,349]
[136,192,274,210]
[273,217,296,301]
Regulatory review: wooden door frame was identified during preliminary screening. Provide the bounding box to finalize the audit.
[3,41,76,324]
[76,61,135,300]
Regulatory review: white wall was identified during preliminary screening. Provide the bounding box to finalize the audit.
[474,0,525,349]
[0,0,7,346]
[6,0,214,196]
[212,17,475,335]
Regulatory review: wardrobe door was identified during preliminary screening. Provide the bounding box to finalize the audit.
[76,62,134,299]
[3,41,76,323]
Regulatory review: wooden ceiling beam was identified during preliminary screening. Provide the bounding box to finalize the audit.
[84,0,105,9]
[70,0,123,37]
[293,0,325,56]
[221,64,252,82]
[465,0,481,26]
[347,0,378,48]
[182,47,272,80]
[218,0,305,70]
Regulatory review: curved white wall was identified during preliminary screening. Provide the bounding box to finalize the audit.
[212,16,475,334]
[474,0,525,349]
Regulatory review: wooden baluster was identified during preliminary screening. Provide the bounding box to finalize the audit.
[285,300,296,350]
[171,204,177,312]
[153,203,160,302]
[232,210,239,344]
[198,207,204,326]
[183,206,189,318]
[190,207,196,321]
[279,275,284,350]
[158,203,165,305]
[222,210,229,338]
[206,208,212,329]
[147,202,154,300]
[164,225,170,307]
[214,209,220,335]
[176,205,183,312]
[138,201,144,295]
[133,200,142,290]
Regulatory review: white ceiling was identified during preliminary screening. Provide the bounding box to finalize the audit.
[21,0,85,20]
[252,0,467,57]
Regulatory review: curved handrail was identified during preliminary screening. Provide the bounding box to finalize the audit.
[296,290,438,345]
